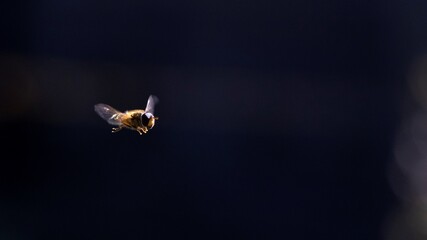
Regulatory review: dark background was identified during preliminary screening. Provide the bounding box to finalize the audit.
[1,0,425,239]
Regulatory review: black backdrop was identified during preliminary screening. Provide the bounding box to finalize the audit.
[1,0,425,239]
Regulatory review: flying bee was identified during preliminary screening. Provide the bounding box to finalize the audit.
[94,95,159,135]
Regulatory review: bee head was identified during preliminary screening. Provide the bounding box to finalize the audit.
[141,112,157,129]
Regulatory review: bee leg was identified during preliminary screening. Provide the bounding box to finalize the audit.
[137,127,147,135]
[112,126,123,133]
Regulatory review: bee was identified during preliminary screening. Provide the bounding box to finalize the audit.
[94,95,159,135]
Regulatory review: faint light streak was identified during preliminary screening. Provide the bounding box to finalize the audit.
[385,54,427,239]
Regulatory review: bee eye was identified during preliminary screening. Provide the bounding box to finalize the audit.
[141,114,150,126]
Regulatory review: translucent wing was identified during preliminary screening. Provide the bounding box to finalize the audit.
[94,103,123,125]
[144,95,159,114]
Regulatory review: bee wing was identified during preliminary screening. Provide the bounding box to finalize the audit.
[144,95,159,114]
[94,103,123,125]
